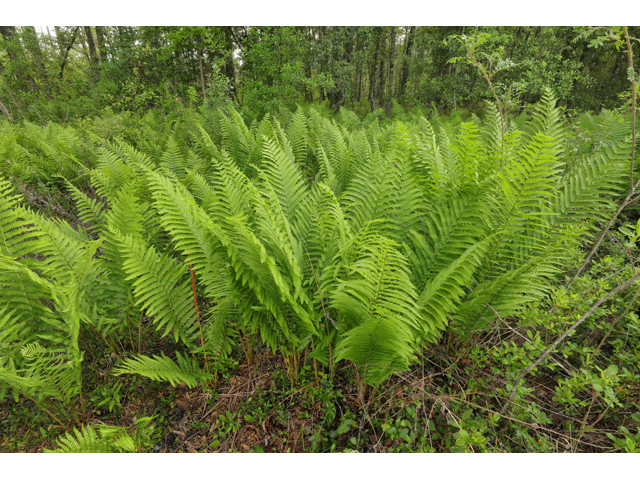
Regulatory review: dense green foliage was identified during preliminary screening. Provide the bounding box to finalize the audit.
[1,26,639,124]
[3,26,640,454]
[2,85,640,452]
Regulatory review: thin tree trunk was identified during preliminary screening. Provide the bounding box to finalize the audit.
[54,26,62,58]
[79,28,90,64]
[386,26,396,114]
[356,67,362,106]
[0,26,19,71]
[370,27,381,113]
[84,27,97,66]
[399,26,415,100]
[199,50,206,98]
[95,26,108,63]
[376,33,385,112]
[45,26,56,58]
[223,27,235,97]
[59,27,79,80]
[0,99,14,123]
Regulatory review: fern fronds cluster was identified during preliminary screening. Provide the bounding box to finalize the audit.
[0,89,634,403]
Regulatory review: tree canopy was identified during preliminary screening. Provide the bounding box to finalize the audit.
[1,26,638,123]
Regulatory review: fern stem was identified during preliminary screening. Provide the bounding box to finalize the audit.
[16,391,67,429]
[101,329,121,357]
[302,239,333,379]
[187,253,211,385]
[125,310,135,352]
[40,360,81,427]
[78,383,87,425]
[310,339,319,383]
[137,311,143,355]
[235,326,253,364]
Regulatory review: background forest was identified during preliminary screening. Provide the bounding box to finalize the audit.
[1,26,639,122]
[2,26,640,455]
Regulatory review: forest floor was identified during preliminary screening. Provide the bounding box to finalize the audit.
[1,329,624,453]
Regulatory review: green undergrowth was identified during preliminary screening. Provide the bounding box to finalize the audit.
[2,95,640,452]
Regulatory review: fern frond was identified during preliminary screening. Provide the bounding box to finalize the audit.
[45,424,115,453]
[20,342,80,402]
[407,191,490,292]
[343,132,424,238]
[198,297,238,371]
[160,136,187,179]
[331,232,421,384]
[116,232,200,346]
[286,107,309,165]
[114,352,207,387]
[417,237,492,337]
[260,135,309,222]
[0,254,65,346]
[27,212,89,283]
[0,177,39,258]
[65,181,105,234]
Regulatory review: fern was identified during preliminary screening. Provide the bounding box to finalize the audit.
[331,231,421,385]
[46,424,114,453]
[2,92,633,394]
[45,417,155,453]
[114,352,207,387]
[116,232,200,346]
[0,177,39,258]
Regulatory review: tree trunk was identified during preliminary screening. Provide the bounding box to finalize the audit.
[386,26,396,114]
[223,27,236,98]
[356,66,362,106]
[398,26,415,100]
[45,26,56,57]
[376,31,385,112]
[370,27,381,113]
[0,26,19,66]
[95,26,108,63]
[84,27,97,66]
[198,49,207,98]
[79,28,90,64]
[59,27,79,80]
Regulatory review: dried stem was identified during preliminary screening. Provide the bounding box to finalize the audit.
[469,53,504,142]
[624,27,637,190]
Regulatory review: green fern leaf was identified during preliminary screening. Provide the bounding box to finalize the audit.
[114,352,207,388]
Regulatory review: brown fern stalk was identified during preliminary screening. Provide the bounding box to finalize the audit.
[137,311,143,355]
[188,253,211,385]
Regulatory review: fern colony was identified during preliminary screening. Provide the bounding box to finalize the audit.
[0,90,634,441]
